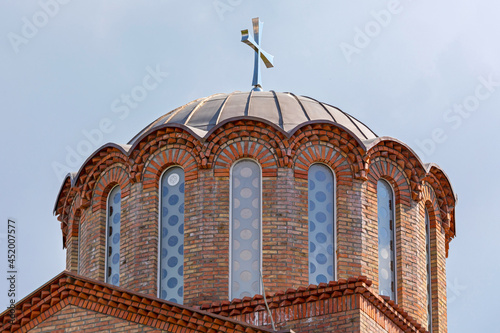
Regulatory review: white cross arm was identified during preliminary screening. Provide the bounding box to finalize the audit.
[241,30,274,69]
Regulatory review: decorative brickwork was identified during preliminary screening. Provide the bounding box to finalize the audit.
[207,120,284,172]
[202,276,427,333]
[289,123,365,179]
[142,147,198,184]
[130,127,203,182]
[213,138,278,177]
[293,142,352,183]
[365,139,425,202]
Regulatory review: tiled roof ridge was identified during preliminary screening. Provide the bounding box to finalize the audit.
[0,271,287,333]
[201,276,428,333]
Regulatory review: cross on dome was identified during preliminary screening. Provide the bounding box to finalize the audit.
[241,17,274,91]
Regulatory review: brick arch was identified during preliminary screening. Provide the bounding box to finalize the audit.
[422,171,455,257]
[423,173,450,226]
[368,157,412,207]
[425,166,455,235]
[55,175,74,223]
[427,166,454,201]
[91,164,130,212]
[58,185,79,246]
[288,123,365,179]
[141,146,198,187]
[421,183,441,228]
[66,194,82,244]
[212,138,279,178]
[205,120,287,170]
[54,145,131,245]
[366,140,426,202]
[128,126,204,182]
[76,148,131,210]
[292,142,353,184]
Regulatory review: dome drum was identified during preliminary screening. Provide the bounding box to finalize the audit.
[54,92,456,332]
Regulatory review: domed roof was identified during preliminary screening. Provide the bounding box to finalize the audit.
[129,91,377,144]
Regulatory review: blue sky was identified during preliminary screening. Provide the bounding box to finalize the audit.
[0,1,498,331]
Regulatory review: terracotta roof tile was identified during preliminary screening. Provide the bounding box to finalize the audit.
[204,276,428,333]
[0,271,286,333]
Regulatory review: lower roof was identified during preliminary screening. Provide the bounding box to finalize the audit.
[1,271,428,333]
[0,271,288,333]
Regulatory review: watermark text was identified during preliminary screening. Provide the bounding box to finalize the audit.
[51,64,168,180]
[5,219,17,323]
[414,73,499,158]
[7,0,72,54]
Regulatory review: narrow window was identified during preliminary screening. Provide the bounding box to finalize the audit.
[159,167,185,304]
[77,216,81,274]
[308,164,335,285]
[425,209,433,332]
[230,160,261,299]
[106,186,121,286]
[377,180,396,300]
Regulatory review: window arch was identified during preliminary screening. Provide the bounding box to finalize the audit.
[377,179,396,300]
[425,208,433,332]
[308,163,335,285]
[159,166,185,304]
[106,186,121,286]
[230,159,261,300]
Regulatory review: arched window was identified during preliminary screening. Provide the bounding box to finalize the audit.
[308,163,335,285]
[425,209,433,332]
[377,180,396,300]
[77,215,81,274]
[230,160,261,300]
[106,186,121,286]
[159,167,185,304]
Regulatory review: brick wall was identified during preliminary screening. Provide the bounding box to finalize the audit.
[273,308,362,333]
[29,305,167,333]
[360,310,395,333]
[184,168,230,304]
[423,184,448,333]
[64,202,79,273]
[222,292,419,333]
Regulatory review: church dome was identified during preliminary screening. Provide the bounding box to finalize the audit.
[54,88,457,332]
[129,91,377,144]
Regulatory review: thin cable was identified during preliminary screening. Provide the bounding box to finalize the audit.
[260,270,276,331]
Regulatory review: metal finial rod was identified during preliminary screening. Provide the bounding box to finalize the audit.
[241,17,274,91]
